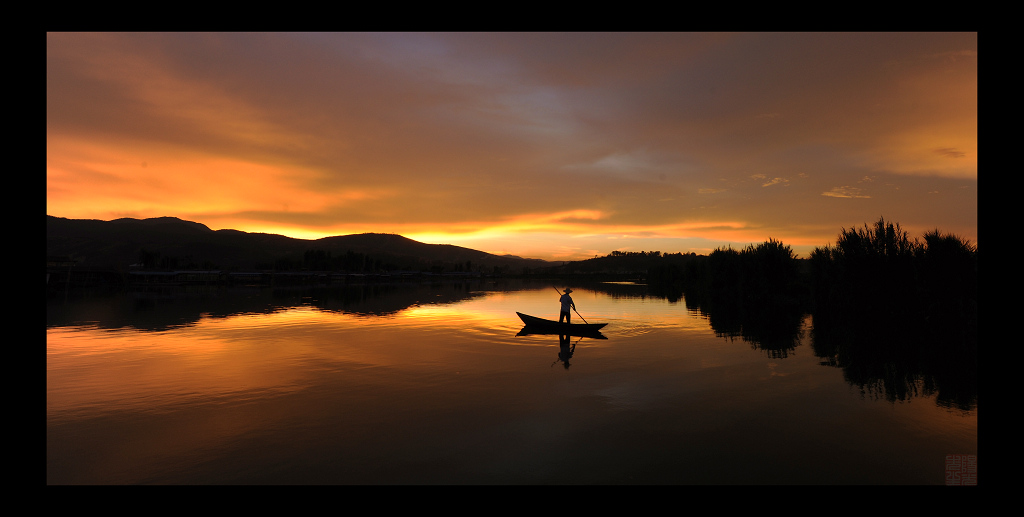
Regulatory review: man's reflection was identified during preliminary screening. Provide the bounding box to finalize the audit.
[554,334,575,369]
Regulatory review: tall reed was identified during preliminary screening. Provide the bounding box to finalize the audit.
[809,217,976,347]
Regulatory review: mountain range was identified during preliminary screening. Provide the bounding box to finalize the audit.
[46,216,553,272]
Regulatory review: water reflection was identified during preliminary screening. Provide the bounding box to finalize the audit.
[48,281,975,412]
[555,335,575,369]
[47,279,510,331]
[48,282,976,484]
[667,280,975,411]
[810,315,977,412]
[682,287,806,359]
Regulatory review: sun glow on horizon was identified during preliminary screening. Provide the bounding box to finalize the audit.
[47,206,841,261]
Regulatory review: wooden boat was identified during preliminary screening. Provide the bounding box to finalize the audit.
[516,312,608,333]
[515,326,608,339]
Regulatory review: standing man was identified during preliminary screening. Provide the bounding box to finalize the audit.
[559,288,575,323]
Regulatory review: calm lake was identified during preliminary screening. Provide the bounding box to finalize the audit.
[46,280,977,484]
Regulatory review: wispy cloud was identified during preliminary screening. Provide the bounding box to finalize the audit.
[935,147,966,158]
[822,186,870,199]
[750,174,789,187]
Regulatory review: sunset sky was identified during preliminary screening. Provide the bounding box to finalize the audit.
[47,32,977,261]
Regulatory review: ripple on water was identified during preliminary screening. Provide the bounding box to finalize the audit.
[608,322,654,338]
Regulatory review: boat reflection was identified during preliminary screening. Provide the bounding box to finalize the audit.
[515,327,606,370]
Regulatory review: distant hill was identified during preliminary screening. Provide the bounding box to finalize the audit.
[46,216,552,272]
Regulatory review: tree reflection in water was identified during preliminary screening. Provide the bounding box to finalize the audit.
[673,281,975,411]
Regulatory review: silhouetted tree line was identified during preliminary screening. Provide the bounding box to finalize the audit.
[809,217,976,348]
[265,249,398,273]
[266,249,479,274]
[137,248,219,270]
[647,239,806,308]
[641,218,976,336]
[809,218,976,332]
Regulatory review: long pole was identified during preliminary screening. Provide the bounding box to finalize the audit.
[553,286,589,324]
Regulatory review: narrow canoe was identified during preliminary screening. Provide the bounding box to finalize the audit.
[515,326,608,339]
[516,312,608,332]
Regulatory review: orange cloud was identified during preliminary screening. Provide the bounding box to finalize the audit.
[46,135,379,223]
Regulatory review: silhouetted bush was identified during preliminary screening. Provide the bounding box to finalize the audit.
[810,217,919,326]
[915,230,977,349]
[739,238,801,304]
[809,218,976,337]
[676,240,803,309]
